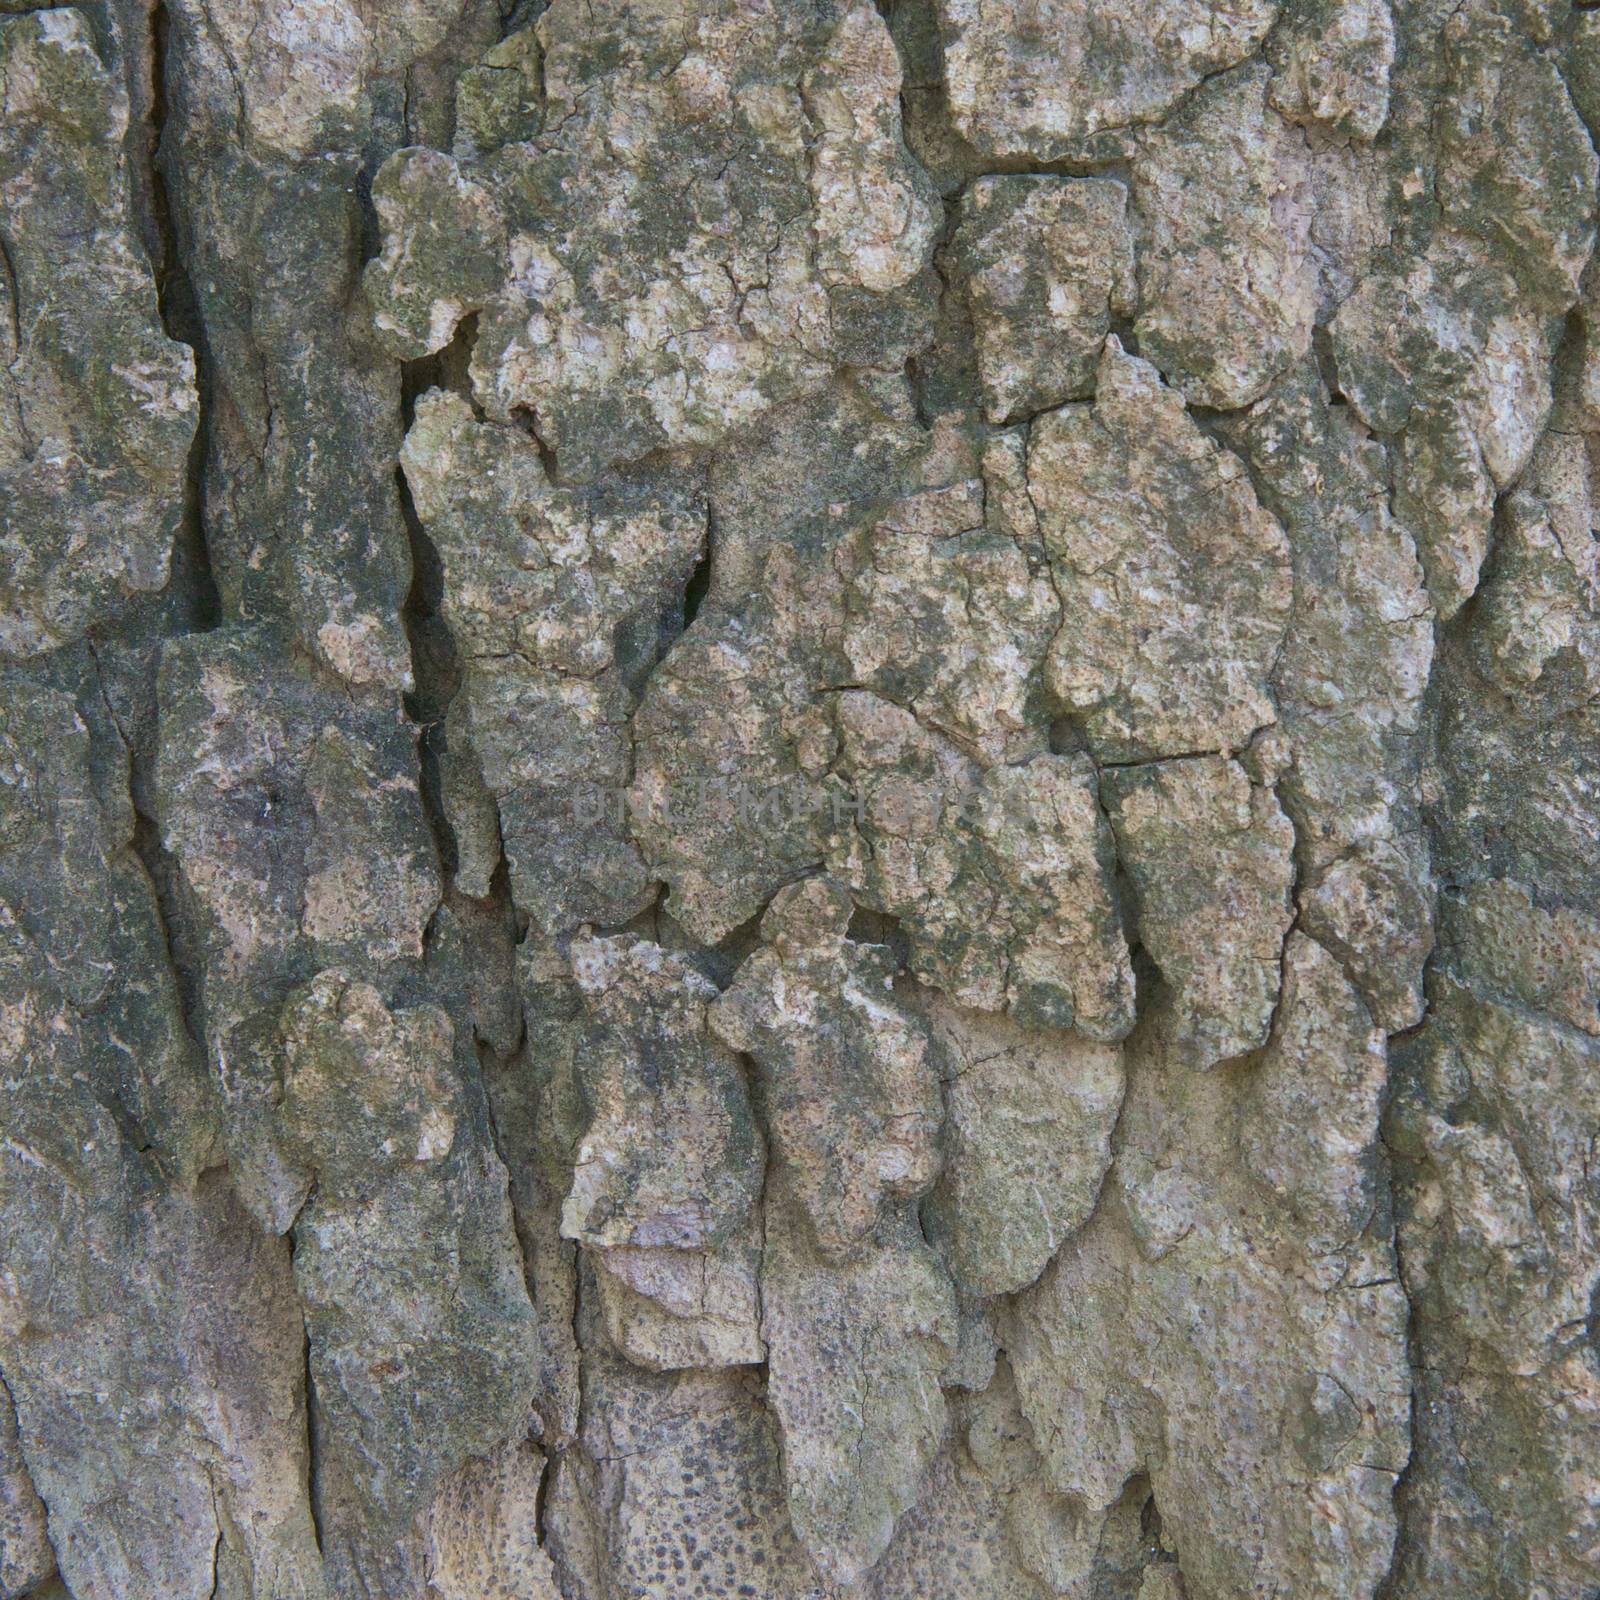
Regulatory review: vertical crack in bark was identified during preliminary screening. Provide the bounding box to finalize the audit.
[145,0,221,633]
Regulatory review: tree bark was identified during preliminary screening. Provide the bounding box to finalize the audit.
[1,0,1597,1596]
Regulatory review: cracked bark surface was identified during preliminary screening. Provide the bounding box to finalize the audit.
[1,0,1598,1596]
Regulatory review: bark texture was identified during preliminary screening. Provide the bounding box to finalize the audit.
[1,0,1598,1596]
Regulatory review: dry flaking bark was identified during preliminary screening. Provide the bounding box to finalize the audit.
[1,0,1598,1596]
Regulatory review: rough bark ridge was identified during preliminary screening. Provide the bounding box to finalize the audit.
[1,0,1597,1596]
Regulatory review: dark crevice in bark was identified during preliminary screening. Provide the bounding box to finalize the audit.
[1372,1082,1423,1600]
[1311,321,1347,403]
[285,1219,327,1561]
[132,805,212,1054]
[147,0,223,634]
[82,638,211,1057]
[510,402,562,481]
[905,236,957,427]
[1104,311,1142,359]
[205,1482,223,1600]
[0,231,23,378]
[679,540,713,630]
[566,1252,587,1458]
[499,0,550,38]
[302,1325,327,1560]
[397,344,542,1516]
[531,1437,554,1554]
[1373,784,1442,1577]
[1365,256,1514,1590]
[144,1,188,342]
[397,336,537,1439]
[436,311,485,416]
[397,462,459,728]
[1046,714,1091,757]
[353,164,383,271]
[845,903,910,971]
[399,329,469,738]
[675,901,767,988]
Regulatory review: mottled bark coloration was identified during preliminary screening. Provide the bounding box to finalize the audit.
[0,0,1597,1596]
